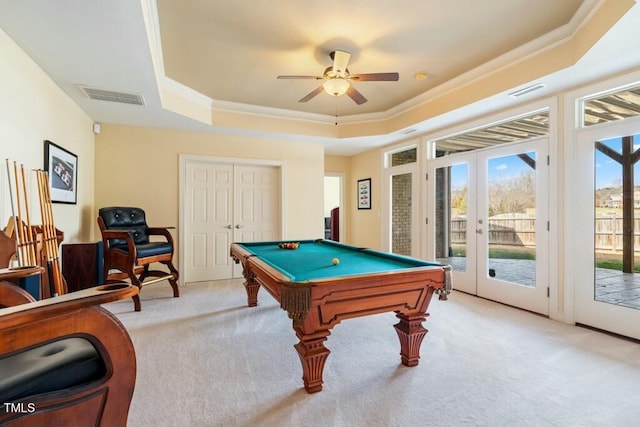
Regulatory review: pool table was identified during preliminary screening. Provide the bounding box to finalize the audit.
[230,239,451,393]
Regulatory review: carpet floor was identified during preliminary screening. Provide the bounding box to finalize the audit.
[104,280,640,427]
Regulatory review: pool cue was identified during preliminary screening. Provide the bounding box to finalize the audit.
[13,161,29,265]
[20,163,37,265]
[35,170,52,295]
[35,170,65,296]
[5,159,22,265]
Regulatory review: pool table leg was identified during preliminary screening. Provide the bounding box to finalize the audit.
[394,312,428,367]
[293,328,331,393]
[243,274,260,307]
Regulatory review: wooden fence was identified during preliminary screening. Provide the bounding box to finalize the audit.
[451,217,536,246]
[451,215,640,252]
[594,215,640,252]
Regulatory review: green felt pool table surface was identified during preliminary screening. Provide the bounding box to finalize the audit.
[236,239,443,282]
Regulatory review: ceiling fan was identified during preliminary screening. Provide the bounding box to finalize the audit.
[277,50,399,105]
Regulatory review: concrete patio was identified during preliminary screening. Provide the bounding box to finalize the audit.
[440,256,640,311]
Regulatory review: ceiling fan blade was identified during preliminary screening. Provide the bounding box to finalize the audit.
[298,86,325,103]
[350,72,399,82]
[331,50,351,78]
[346,86,367,105]
[277,75,322,80]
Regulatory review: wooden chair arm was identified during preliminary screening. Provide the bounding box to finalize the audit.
[146,227,175,245]
[100,229,135,240]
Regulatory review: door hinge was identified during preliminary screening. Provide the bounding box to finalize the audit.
[547,287,550,297]
[425,173,429,181]
[425,217,428,225]
[547,155,550,166]
[547,221,550,231]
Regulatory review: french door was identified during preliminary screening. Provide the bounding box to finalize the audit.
[182,159,281,282]
[573,119,640,340]
[427,138,549,315]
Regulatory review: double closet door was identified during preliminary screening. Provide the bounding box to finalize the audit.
[427,138,549,315]
[183,160,281,282]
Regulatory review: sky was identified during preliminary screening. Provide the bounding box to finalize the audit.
[449,151,536,189]
[445,136,640,191]
[595,136,640,190]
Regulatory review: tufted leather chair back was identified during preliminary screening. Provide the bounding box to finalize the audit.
[98,207,149,248]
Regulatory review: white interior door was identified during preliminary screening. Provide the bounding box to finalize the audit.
[183,160,280,283]
[234,165,279,242]
[184,161,234,282]
[427,138,549,315]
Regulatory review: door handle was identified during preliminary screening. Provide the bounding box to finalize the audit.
[225,225,233,229]
[476,229,483,235]
[235,224,243,229]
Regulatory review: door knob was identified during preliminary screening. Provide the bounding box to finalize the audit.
[225,225,233,229]
[235,224,243,229]
[476,229,483,235]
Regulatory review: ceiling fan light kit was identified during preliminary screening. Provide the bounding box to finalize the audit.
[277,50,399,105]
[323,78,350,96]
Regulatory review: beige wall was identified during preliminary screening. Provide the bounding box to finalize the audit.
[94,125,325,255]
[349,150,383,249]
[0,28,95,244]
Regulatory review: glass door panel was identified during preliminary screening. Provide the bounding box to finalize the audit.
[428,154,477,295]
[435,163,468,273]
[574,122,640,340]
[475,139,548,315]
[593,135,640,311]
[485,152,537,287]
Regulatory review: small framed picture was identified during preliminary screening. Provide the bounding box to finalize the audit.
[357,178,371,210]
[44,140,78,204]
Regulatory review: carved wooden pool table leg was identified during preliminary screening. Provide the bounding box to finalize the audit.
[293,328,331,393]
[394,312,428,367]
[243,272,260,307]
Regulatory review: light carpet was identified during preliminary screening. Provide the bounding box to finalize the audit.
[104,280,640,427]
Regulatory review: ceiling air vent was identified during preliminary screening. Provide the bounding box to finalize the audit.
[509,83,545,98]
[78,86,145,106]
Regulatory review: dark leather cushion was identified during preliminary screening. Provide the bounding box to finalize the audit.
[99,207,149,246]
[0,337,106,402]
[112,242,173,258]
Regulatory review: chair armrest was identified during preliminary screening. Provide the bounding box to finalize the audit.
[100,229,136,240]
[100,229,138,259]
[147,227,175,244]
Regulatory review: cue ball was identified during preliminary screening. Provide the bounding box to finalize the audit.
[332,258,340,265]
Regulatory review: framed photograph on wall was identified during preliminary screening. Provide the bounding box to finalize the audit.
[44,140,78,204]
[357,178,371,210]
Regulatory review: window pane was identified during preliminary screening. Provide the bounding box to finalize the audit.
[435,164,468,272]
[391,173,412,256]
[583,85,640,127]
[486,152,536,287]
[390,148,417,167]
[594,135,640,310]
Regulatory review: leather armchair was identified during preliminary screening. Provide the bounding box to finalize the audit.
[97,207,179,311]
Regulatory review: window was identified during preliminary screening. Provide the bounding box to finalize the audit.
[582,83,640,127]
[433,111,549,156]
